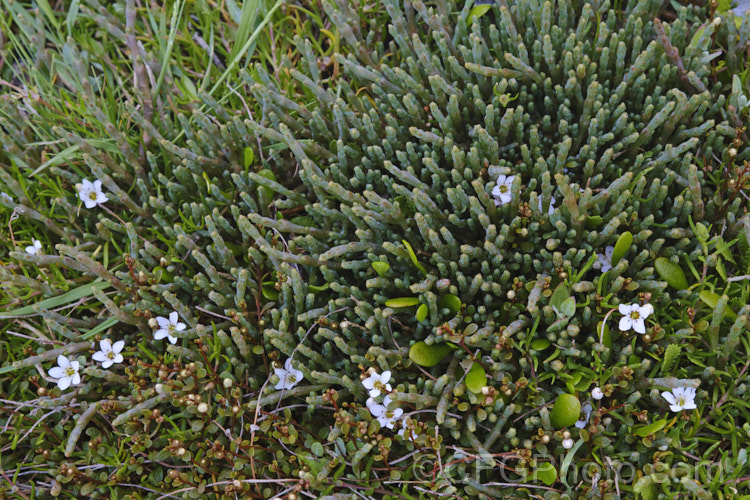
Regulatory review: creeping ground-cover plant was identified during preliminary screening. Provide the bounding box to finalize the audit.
[2,0,750,498]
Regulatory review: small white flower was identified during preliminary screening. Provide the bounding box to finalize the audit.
[661,386,697,412]
[274,358,304,390]
[491,174,515,206]
[92,339,125,369]
[48,355,82,391]
[591,387,604,400]
[25,239,42,255]
[575,403,593,429]
[77,179,109,209]
[593,246,614,273]
[562,438,574,449]
[397,417,417,441]
[367,395,403,430]
[538,195,555,215]
[250,424,261,433]
[362,370,392,398]
[153,311,185,344]
[618,303,654,334]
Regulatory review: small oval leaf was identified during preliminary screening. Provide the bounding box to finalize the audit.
[243,147,254,168]
[372,261,390,277]
[611,231,633,266]
[533,462,558,486]
[559,296,576,318]
[385,297,420,308]
[402,240,427,275]
[632,418,667,437]
[415,304,428,322]
[261,286,279,301]
[699,290,737,318]
[409,341,452,367]
[439,294,462,312]
[585,215,603,229]
[550,394,581,428]
[465,363,486,393]
[308,283,330,294]
[549,283,570,309]
[531,339,551,351]
[654,257,689,290]
[257,169,276,208]
[467,4,491,26]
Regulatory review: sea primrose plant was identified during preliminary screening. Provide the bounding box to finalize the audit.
[2,0,750,498]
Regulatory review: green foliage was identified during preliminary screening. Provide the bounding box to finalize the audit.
[549,393,582,428]
[2,0,750,498]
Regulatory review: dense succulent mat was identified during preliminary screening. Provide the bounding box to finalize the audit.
[2,0,750,498]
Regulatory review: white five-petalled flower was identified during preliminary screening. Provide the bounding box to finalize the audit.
[48,355,82,391]
[562,438,574,449]
[77,179,109,209]
[591,387,604,400]
[593,246,614,273]
[618,303,654,334]
[153,311,185,344]
[575,403,593,429]
[274,358,304,390]
[492,174,515,206]
[92,339,125,369]
[367,395,404,430]
[362,370,392,398]
[661,387,697,413]
[25,239,42,255]
[397,418,417,441]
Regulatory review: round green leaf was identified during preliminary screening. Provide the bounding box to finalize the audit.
[415,304,428,322]
[257,169,276,208]
[465,363,486,393]
[311,441,325,457]
[634,477,658,500]
[632,418,667,437]
[530,339,551,351]
[385,297,420,308]
[372,261,390,277]
[611,231,633,266]
[261,286,279,301]
[699,290,737,318]
[243,147,254,168]
[531,462,558,486]
[585,215,603,229]
[549,393,581,428]
[654,257,689,290]
[549,283,570,310]
[409,341,452,367]
[467,4,491,26]
[439,294,462,312]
